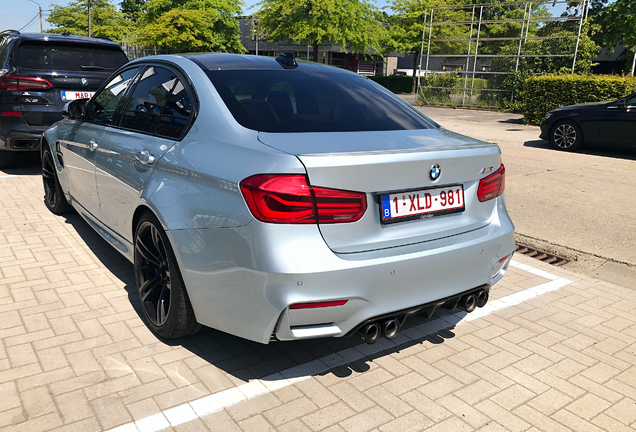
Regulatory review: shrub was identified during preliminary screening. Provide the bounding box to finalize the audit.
[523,74,636,124]
[368,76,413,94]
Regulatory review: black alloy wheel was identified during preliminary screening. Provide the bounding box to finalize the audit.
[550,120,583,152]
[134,213,199,338]
[42,148,71,214]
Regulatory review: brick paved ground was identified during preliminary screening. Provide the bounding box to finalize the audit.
[1,171,635,432]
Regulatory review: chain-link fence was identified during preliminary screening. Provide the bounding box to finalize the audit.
[416,0,589,109]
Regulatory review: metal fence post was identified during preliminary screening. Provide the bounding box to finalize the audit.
[470,6,484,99]
[424,9,433,79]
[417,9,428,100]
[572,0,585,73]
[462,5,476,106]
[515,2,529,73]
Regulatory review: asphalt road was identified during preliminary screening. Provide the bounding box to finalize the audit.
[412,104,636,271]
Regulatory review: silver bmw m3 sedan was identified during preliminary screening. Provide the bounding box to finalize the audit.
[41,53,515,344]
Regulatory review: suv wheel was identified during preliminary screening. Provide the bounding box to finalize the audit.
[42,148,71,214]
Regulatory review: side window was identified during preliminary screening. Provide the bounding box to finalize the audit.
[627,95,636,107]
[156,79,193,139]
[86,67,140,125]
[120,66,177,134]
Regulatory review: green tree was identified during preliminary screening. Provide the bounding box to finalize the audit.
[255,0,388,63]
[47,0,131,41]
[121,0,146,21]
[135,0,245,53]
[589,0,636,73]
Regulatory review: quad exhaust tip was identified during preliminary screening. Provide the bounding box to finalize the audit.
[382,319,400,340]
[359,288,489,344]
[362,323,381,344]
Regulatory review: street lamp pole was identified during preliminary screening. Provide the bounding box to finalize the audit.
[88,0,92,37]
[27,0,43,32]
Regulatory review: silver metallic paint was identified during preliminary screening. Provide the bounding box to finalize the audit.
[42,54,515,344]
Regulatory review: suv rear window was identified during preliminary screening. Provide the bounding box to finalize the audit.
[206,70,436,133]
[18,42,128,71]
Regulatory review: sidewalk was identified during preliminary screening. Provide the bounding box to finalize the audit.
[1,172,635,432]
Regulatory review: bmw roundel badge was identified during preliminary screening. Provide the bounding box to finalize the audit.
[80,78,88,86]
[429,164,441,181]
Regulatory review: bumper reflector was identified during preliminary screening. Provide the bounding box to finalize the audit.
[499,253,511,263]
[289,300,348,310]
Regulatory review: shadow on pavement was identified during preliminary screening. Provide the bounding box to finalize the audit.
[60,205,459,387]
[524,139,636,161]
[498,118,524,124]
[0,153,42,176]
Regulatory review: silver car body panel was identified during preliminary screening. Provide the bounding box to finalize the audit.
[42,54,515,345]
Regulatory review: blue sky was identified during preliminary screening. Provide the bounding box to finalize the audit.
[3,0,391,33]
[2,0,572,36]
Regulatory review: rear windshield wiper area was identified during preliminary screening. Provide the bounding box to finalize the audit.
[81,65,106,71]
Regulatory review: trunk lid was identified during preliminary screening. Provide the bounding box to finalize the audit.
[258,128,502,253]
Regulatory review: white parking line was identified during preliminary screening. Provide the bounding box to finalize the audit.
[106,260,573,432]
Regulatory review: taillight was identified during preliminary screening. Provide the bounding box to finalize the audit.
[240,174,366,224]
[0,75,53,91]
[478,163,505,202]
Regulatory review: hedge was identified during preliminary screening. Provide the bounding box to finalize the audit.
[524,74,636,124]
[368,76,413,94]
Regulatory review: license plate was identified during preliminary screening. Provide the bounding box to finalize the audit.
[381,185,465,223]
[61,91,95,101]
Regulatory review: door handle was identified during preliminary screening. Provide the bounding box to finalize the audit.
[89,139,98,151]
[135,149,155,165]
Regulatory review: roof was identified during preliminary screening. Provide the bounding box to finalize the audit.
[3,31,121,48]
[187,53,358,75]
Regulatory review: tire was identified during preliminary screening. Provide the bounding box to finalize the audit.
[42,148,72,214]
[550,120,583,152]
[0,150,16,169]
[134,212,200,339]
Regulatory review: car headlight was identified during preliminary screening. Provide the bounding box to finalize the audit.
[544,113,553,120]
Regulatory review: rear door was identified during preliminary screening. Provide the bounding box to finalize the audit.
[95,65,195,241]
[61,67,140,217]
[16,41,128,127]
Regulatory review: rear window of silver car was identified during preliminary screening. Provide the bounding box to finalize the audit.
[18,42,128,71]
[206,70,437,133]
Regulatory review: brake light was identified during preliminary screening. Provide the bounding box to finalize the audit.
[0,75,53,91]
[477,164,505,202]
[240,174,366,224]
[0,111,22,116]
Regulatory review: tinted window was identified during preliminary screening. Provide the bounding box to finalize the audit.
[18,42,128,71]
[120,67,179,134]
[86,67,140,125]
[206,70,436,132]
[156,80,192,138]
[627,94,636,107]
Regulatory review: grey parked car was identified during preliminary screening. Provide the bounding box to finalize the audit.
[41,53,514,345]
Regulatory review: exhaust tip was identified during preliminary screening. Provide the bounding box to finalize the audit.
[363,323,381,344]
[382,319,400,340]
[460,294,477,313]
[477,290,489,308]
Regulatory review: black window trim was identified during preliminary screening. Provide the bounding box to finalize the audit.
[111,61,198,141]
[84,64,143,128]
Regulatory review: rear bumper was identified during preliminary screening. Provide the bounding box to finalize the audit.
[0,117,45,152]
[168,196,515,344]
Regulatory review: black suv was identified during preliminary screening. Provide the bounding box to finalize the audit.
[0,30,128,168]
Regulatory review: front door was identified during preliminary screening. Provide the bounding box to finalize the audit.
[61,66,141,218]
[95,65,194,242]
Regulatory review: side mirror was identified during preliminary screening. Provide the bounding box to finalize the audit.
[62,99,88,120]
[617,99,628,111]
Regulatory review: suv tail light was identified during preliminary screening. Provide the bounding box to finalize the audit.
[477,164,505,202]
[240,174,367,224]
[0,76,53,91]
